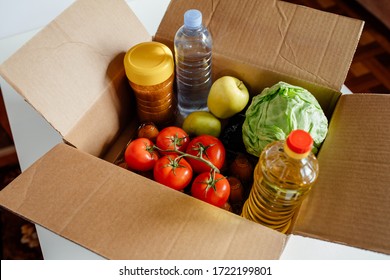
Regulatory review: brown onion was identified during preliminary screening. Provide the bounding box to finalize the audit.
[229,153,254,183]
[137,122,159,142]
[228,176,244,204]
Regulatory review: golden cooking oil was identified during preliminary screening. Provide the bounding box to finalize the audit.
[241,130,319,233]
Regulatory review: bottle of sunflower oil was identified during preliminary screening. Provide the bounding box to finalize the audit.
[241,130,319,233]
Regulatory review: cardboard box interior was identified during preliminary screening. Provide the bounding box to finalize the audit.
[0,0,389,258]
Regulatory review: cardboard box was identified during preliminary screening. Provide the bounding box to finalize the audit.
[0,0,389,259]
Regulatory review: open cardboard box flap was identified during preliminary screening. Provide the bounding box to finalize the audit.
[0,0,151,157]
[1,0,389,258]
[156,0,363,91]
[293,94,390,255]
[0,143,286,259]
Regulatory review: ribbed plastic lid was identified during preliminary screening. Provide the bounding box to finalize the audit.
[286,130,313,154]
[124,42,174,86]
[184,9,202,29]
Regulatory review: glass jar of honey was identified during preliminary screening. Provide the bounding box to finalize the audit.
[124,42,176,126]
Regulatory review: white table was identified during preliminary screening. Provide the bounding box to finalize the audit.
[1,0,388,260]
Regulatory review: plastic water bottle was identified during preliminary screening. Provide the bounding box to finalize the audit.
[174,9,212,119]
[241,130,319,233]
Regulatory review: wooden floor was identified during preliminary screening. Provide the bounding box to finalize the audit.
[1,0,389,260]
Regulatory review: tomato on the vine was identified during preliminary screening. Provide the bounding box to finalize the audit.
[124,138,159,172]
[156,126,190,154]
[153,155,193,191]
[185,135,225,173]
[191,172,230,208]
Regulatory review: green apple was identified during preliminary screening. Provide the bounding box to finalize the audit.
[207,76,249,119]
[182,111,221,137]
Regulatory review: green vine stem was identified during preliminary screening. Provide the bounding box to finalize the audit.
[153,146,220,174]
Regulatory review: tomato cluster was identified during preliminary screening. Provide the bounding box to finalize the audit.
[123,125,232,208]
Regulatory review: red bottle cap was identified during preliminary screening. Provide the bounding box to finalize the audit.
[286,130,313,154]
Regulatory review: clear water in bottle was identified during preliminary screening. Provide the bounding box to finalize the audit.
[174,9,212,119]
[241,130,319,233]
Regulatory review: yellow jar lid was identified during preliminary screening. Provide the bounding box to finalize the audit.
[124,42,174,86]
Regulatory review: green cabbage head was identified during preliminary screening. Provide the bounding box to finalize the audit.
[242,81,328,157]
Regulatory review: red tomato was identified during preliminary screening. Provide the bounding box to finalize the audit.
[156,126,190,154]
[124,138,159,172]
[185,135,226,173]
[191,172,230,208]
[153,155,193,191]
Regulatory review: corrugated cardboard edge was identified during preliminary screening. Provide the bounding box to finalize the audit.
[0,0,151,157]
[0,143,287,259]
[293,94,390,256]
[155,0,364,91]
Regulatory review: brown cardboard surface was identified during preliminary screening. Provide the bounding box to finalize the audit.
[211,53,341,120]
[0,0,363,155]
[155,0,363,91]
[0,143,286,259]
[0,0,150,157]
[2,0,387,259]
[293,94,390,255]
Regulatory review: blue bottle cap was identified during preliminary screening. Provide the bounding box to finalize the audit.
[184,9,202,29]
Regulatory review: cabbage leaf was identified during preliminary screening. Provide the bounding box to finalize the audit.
[242,82,328,157]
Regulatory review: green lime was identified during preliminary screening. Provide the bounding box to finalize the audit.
[182,111,221,137]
